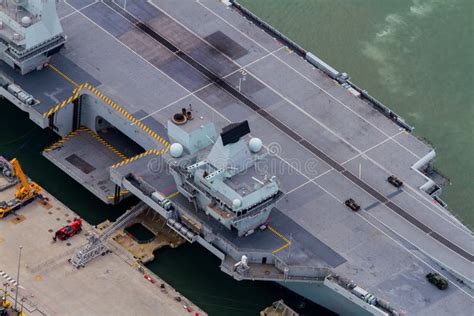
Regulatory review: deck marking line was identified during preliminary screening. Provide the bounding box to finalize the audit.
[47,63,79,88]
[268,225,291,254]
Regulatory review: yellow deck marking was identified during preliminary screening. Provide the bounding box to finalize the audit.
[47,64,79,87]
[166,191,180,199]
[268,225,292,254]
[272,242,291,254]
[107,189,130,200]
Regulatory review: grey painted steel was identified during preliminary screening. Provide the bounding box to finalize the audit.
[0,0,66,74]
[2,1,473,315]
[104,0,472,263]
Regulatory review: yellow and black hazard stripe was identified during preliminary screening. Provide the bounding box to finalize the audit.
[110,146,170,169]
[43,126,128,162]
[43,92,80,118]
[81,127,128,160]
[42,127,88,152]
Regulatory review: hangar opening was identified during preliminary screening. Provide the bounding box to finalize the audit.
[95,116,145,158]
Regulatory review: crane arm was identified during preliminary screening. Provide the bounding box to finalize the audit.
[10,158,31,192]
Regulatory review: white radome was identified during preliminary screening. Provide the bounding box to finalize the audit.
[249,137,263,153]
[21,16,32,27]
[169,143,184,158]
[232,198,242,209]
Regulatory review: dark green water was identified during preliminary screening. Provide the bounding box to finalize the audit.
[125,223,155,242]
[1,1,472,315]
[240,0,474,229]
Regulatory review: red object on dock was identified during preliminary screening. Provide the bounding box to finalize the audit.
[144,274,156,284]
[53,218,82,241]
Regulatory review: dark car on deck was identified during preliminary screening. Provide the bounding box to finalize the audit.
[345,199,360,212]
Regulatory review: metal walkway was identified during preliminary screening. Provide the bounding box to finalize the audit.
[70,202,148,268]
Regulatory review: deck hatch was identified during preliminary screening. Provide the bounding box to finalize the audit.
[205,31,248,59]
[65,154,95,174]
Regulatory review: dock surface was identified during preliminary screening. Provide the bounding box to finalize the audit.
[0,187,205,316]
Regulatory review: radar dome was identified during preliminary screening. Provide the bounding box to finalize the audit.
[232,198,242,209]
[249,137,262,153]
[21,16,32,27]
[169,143,184,158]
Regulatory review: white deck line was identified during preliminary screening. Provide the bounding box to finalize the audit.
[341,131,404,165]
[360,211,473,298]
[60,0,98,21]
[284,168,335,196]
[340,159,473,237]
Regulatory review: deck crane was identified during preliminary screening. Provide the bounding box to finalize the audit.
[0,158,42,218]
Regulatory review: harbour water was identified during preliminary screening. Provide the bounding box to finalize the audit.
[1,0,472,315]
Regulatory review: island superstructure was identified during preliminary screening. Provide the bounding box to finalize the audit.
[0,1,472,315]
[0,0,65,74]
[166,119,282,237]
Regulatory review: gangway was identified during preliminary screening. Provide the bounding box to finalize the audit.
[69,202,148,268]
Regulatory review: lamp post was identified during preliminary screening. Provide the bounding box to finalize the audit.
[14,246,22,311]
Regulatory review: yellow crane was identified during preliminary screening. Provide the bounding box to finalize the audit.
[0,158,42,218]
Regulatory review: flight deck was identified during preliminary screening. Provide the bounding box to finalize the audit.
[1,1,473,315]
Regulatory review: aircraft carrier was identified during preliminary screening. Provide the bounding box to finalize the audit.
[0,0,473,315]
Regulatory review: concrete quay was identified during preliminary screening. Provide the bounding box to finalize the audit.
[0,187,205,316]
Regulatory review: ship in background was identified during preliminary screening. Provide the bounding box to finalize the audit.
[0,1,472,315]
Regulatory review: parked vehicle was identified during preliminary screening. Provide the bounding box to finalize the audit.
[345,199,360,212]
[387,175,403,188]
[426,272,448,290]
[53,218,82,241]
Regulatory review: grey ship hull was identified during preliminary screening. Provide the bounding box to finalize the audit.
[282,281,371,316]
[0,1,472,315]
